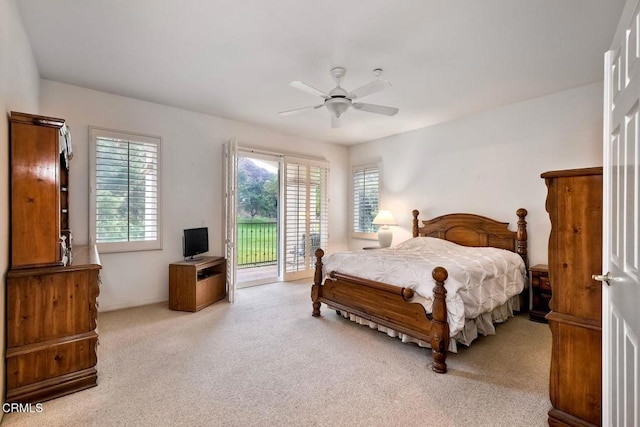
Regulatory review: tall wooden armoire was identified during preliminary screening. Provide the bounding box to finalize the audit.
[7,112,101,403]
[541,167,603,427]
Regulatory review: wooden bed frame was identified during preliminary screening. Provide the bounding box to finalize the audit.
[311,208,528,373]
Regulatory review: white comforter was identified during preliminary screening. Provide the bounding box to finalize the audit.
[322,237,526,337]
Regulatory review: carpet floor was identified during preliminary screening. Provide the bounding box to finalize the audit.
[1,280,552,426]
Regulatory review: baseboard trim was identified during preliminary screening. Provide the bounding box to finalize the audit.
[99,297,167,312]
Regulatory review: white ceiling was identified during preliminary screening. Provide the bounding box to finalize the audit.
[17,0,625,145]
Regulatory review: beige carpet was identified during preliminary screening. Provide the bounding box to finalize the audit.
[2,280,552,427]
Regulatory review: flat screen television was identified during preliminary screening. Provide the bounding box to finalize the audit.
[183,227,209,260]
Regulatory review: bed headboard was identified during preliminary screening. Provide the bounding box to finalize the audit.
[412,208,528,266]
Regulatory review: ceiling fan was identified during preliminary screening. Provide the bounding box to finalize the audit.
[279,67,399,128]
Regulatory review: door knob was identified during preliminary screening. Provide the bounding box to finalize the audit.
[592,272,612,286]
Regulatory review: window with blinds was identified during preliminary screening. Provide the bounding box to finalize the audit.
[283,157,329,279]
[353,164,380,235]
[89,128,162,253]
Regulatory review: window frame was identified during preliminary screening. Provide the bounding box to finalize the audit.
[351,162,380,240]
[89,127,163,253]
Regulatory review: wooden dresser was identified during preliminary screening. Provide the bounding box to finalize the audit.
[542,167,602,427]
[6,246,101,403]
[7,112,101,403]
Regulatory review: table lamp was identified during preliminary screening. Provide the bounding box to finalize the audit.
[372,210,397,248]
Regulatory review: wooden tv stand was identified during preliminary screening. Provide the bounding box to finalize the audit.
[169,256,226,312]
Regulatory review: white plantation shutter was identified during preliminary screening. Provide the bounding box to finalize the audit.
[90,128,162,253]
[353,164,380,235]
[283,156,329,281]
[224,138,238,302]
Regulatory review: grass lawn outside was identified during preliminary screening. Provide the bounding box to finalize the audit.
[237,219,277,267]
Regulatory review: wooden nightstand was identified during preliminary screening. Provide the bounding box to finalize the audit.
[529,264,551,323]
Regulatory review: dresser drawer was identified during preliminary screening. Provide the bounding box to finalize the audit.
[539,275,551,292]
[6,334,98,389]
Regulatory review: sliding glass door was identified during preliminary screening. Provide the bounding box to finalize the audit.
[225,144,329,295]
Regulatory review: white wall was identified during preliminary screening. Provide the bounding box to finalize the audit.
[0,0,41,412]
[349,82,604,266]
[40,80,349,311]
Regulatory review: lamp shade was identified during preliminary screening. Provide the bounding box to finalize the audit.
[372,210,397,226]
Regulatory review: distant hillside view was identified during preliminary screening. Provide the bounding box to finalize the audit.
[238,157,277,221]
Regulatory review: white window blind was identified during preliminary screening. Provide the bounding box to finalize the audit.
[353,164,380,234]
[283,157,329,280]
[90,128,162,253]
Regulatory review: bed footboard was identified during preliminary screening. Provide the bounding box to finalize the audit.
[311,248,450,373]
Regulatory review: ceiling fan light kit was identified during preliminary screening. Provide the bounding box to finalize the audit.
[325,97,351,118]
[280,67,399,127]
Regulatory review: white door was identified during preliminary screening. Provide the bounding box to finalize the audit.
[602,2,640,425]
[224,138,238,302]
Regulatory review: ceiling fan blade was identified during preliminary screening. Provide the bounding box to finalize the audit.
[347,79,391,100]
[289,81,329,99]
[278,104,323,116]
[352,102,399,116]
[331,114,342,128]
